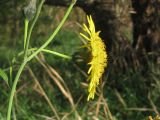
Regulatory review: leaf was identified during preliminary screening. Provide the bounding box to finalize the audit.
[42,49,71,59]
[0,69,9,85]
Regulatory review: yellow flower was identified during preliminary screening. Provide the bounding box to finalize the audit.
[80,15,108,101]
[148,115,160,120]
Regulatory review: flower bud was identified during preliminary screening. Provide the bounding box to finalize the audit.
[24,0,37,21]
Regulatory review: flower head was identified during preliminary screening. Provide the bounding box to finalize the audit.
[80,15,108,101]
[148,115,160,120]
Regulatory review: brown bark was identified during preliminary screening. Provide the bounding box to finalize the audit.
[131,0,160,52]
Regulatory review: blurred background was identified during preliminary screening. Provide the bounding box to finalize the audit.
[0,0,159,120]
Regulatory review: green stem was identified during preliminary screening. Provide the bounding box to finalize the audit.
[7,16,29,120]
[7,1,76,119]
[26,1,75,62]
[20,48,71,59]
[7,0,45,119]
[24,0,45,59]
[7,61,27,120]
[23,19,29,49]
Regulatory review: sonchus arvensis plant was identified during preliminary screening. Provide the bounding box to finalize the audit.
[80,15,108,101]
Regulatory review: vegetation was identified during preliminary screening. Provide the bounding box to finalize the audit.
[0,0,159,120]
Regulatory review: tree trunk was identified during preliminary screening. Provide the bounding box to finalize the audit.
[131,0,160,52]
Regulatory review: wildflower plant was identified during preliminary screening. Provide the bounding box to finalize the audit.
[5,0,76,120]
[80,15,108,101]
[149,115,160,120]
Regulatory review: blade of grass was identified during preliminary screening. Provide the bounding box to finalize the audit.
[0,68,9,86]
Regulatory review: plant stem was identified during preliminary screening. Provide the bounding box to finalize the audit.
[24,0,45,59]
[7,0,45,119]
[7,13,29,120]
[26,1,75,62]
[7,61,27,120]
[6,0,76,119]
[23,19,29,49]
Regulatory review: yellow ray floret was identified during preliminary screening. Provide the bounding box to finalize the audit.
[80,15,108,101]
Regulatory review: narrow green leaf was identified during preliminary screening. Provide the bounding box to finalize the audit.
[0,68,9,85]
[42,49,72,59]
[18,48,72,60]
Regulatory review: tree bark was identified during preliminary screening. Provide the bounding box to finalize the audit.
[131,0,160,51]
